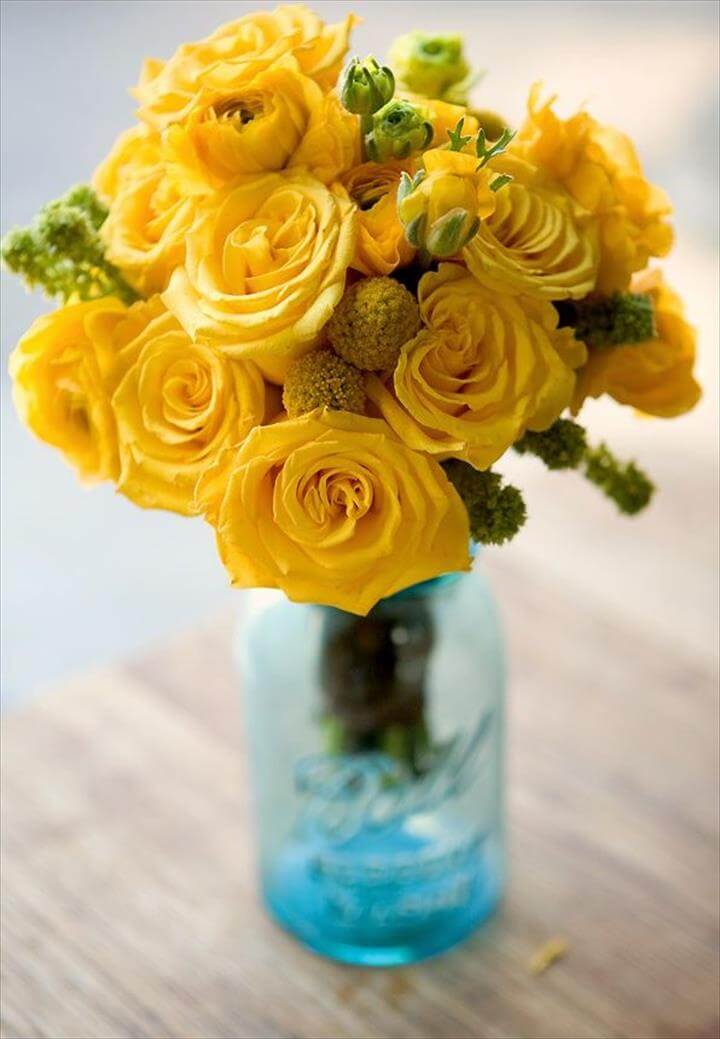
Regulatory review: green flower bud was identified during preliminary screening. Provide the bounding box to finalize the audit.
[425,208,480,258]
[389,31,471,103]
[365,99,433,162]
[340,55,395,116]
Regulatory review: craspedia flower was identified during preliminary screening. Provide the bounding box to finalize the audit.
[326,277,420,371]
[283,350,366,417]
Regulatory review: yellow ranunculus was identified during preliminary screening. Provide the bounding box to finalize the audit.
[572,270,700,417]
[464,153,599,299]
[94,127,196,296]
[340,161,416,275]
[9,298,129,483]
[397,147,497,257]
[162,171,357,383]
[162,59,359,194]
[133,4,356,129]
[513,86,674,293]
[195,409,471,614]
[110,303,268,516]
[366,263,586,469]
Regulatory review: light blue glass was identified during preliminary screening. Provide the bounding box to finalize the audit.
[235,561,505,966]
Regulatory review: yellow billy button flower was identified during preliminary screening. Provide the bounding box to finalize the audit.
[94,128,196,296]
[389,32,472,104]
[195,410,471,615]
[133,4,356,129]
[326,277,420,371]
[110,303,268,516]
[340,161,416,275]
[513,85,674,293]
[162,171,357,383]
[283,349,366,417]
[366,263,587,470]
[9,297,130,483]
[571,269,701,418]
[464,152,599,299]
[161,60,359,195]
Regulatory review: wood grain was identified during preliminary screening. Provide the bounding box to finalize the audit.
[1,546,718,1039]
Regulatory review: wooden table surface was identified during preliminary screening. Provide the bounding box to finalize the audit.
[2,457,719,1039]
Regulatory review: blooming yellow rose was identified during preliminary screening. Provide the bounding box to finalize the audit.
[110,303,268,515]
[464,153,599,300]
[340,161,415,275]
[513,86,674,293]
[9,298,129,483]
[366,263,586,469]
[94,126,197,296]
[397,147,497,258]
[161,59,358,194]
[134,4,356,129]
[572,270,700,417]
[162,171,357,382]
[196,409,471,614]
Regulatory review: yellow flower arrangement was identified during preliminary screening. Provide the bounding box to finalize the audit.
[1,5,701,615]
[195,410,471,614]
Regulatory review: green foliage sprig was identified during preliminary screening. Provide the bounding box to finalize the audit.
[443,460,527,545]
[1,185,138,304]
[556,292,655,347]
[514,419,655,515]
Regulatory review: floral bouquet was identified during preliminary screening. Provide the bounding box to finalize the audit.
[3,1,702,965]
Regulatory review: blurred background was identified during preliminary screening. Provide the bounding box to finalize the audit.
[1,0,718,707]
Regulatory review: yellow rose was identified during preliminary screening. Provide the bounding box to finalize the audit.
[161,59,358,194]
[340,161,415,275]
[513,86,673,293]
[572,270,700,417]
[397,147,497,257]
[162,171,357,382]
[366,263,586,469]
[195,409,470,614]
[95,130,197,297]
[464,153,599,300]
[110,303,268,515]
[133,4,356,129]
[8,298,128,483]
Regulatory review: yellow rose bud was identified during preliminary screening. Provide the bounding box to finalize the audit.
[572,269,700,418]
[161,61,359,194]
[513,85,674,293]
[133,4,356,129]
[196,410,471,615]
[111,303,268,515]
[464,153,599,299]
[9,297,129,483]
[162,171,357,383]
[94,129,196,296]
[366,263,586,469]
[340,160,416,276]
[397,149,496,258]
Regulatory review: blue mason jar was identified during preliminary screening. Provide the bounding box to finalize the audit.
[235,561,505,966]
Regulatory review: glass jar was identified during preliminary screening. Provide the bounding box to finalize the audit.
[235,561,505,966]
